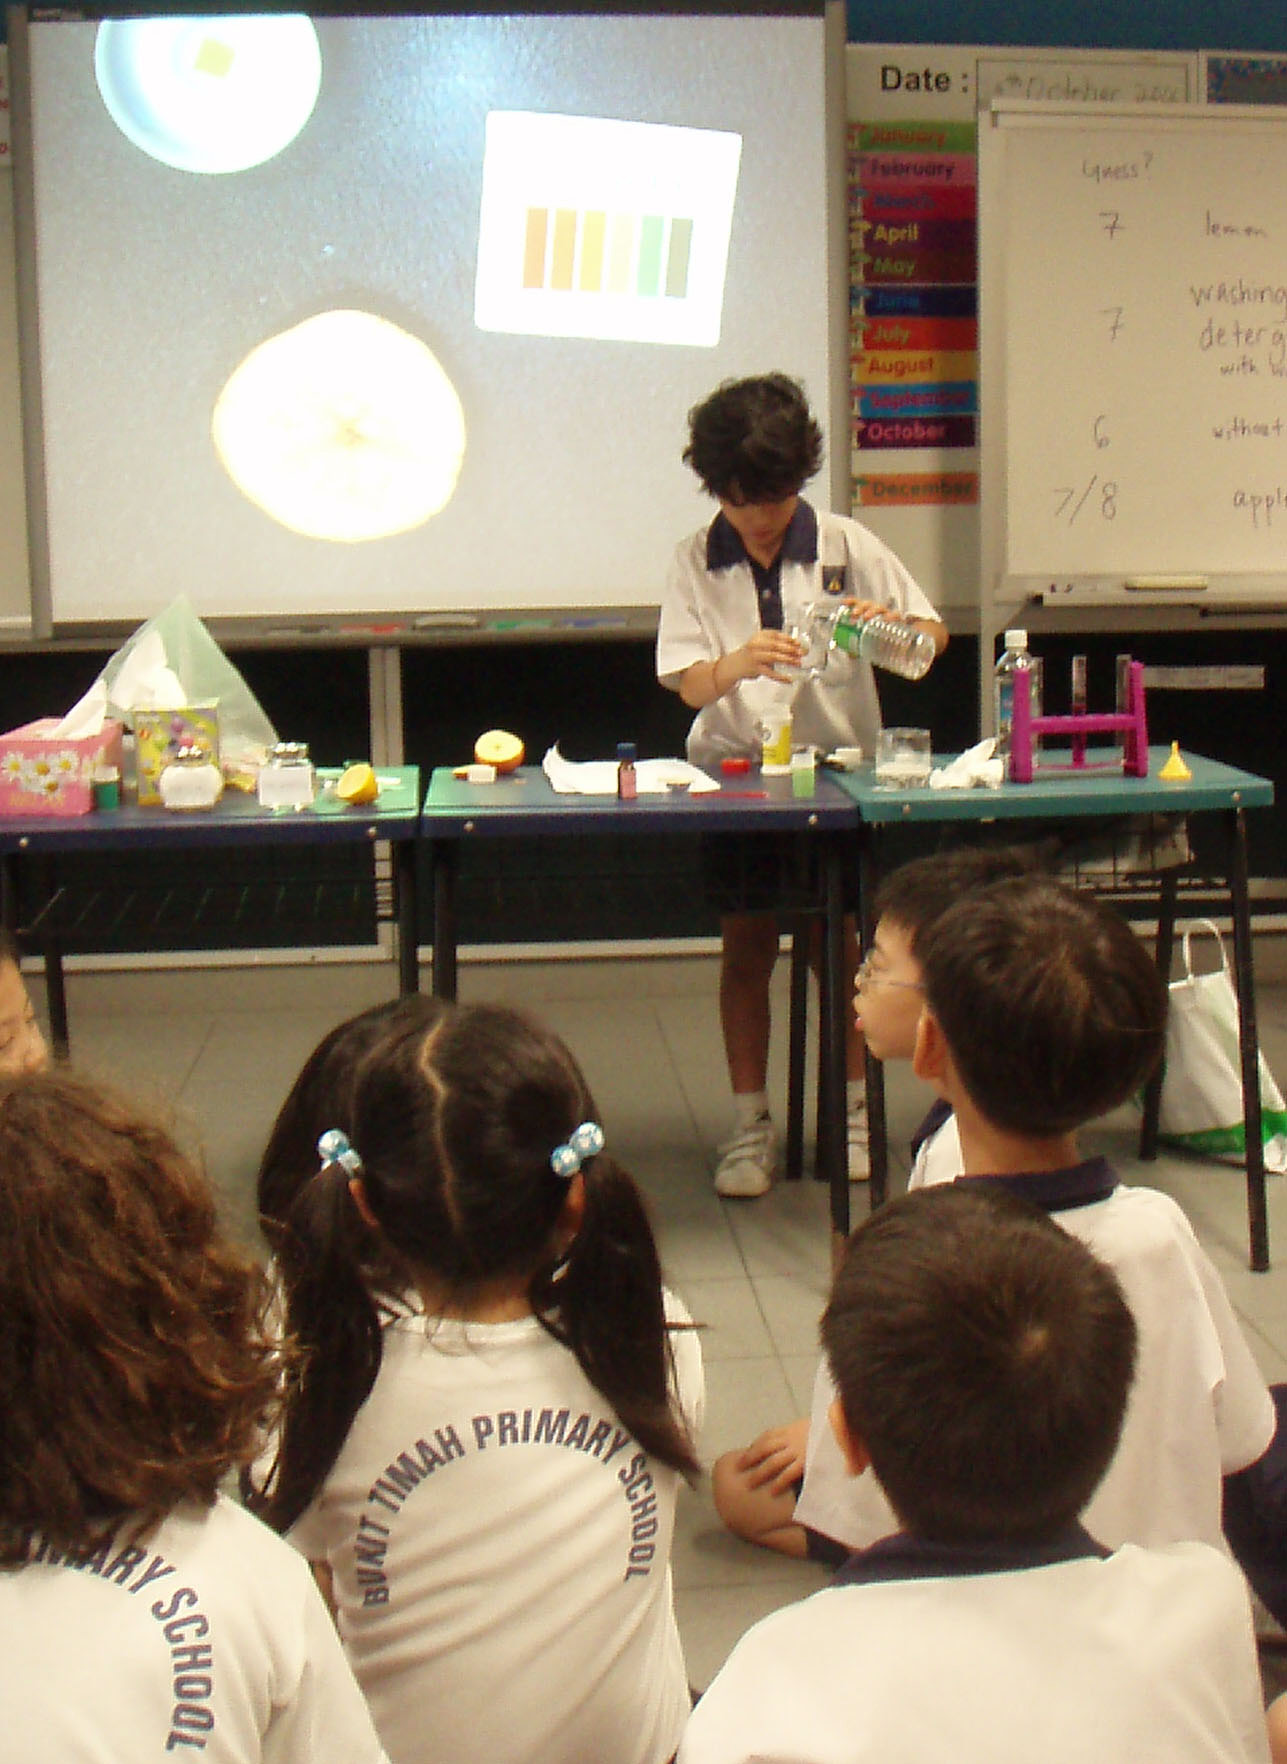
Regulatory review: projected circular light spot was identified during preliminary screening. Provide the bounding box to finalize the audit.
[212,310,467,544]
[94,14,321,174]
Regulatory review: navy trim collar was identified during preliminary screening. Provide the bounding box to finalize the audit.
[970,1157,1118,1214]
[834,1524,1108,1589]
[706,498,818,572]
[910,1097,954,1160]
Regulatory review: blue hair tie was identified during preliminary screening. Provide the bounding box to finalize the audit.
[318,1128,363,1176]
[550,1121,604,1179]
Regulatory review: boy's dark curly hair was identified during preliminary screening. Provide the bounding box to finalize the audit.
[683,373,823,503]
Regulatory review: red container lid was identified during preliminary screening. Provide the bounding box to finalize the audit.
[720,755,752,776]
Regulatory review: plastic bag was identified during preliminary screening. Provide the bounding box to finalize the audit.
[96,595,278,772]
[1157,919,1287,1171]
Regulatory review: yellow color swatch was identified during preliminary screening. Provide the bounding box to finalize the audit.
[579,211,606,292]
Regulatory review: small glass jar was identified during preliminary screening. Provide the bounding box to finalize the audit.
[158,744,223,811]
[258,741,316,810]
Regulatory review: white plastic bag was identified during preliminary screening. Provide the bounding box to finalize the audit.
[1157,919,1287,1171]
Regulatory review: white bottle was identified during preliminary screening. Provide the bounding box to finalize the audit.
[993,630,1043,756]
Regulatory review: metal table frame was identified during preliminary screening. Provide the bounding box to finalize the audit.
[422,766,857,1216]
[0,766,422,1052]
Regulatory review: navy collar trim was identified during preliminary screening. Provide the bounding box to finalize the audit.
[706,498,818,572]
[834,1524,1108,1589]
[910,1097,954,1159]
[970,1157,1118,1214]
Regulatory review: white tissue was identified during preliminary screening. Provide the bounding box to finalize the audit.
[929,737,1005,791]
[542,744,718,796]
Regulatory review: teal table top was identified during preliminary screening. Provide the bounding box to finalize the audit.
[831,747,1274,824]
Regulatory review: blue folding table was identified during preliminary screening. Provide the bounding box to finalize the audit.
[0,766,422,1052]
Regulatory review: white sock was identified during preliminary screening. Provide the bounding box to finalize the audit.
[733,1090,771,1127]
[847,1080,866,1115]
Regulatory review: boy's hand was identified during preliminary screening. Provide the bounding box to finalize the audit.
[737,629,805,685]
[735,1419,809,1494]
[840,597,898,626]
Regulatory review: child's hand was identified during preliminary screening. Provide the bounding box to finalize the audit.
[736,1419,809,1494]
[738,629,805,685]
[840,597,898,626]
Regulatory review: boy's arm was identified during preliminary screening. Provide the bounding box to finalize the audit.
[678,631,804,709]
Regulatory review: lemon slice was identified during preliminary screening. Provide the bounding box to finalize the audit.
[336,762,379,805]
[474,730,525,772]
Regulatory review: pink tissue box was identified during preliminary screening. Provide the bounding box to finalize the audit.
[0,718,125,817]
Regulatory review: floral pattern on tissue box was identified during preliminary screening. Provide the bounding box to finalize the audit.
[0,719,125,817]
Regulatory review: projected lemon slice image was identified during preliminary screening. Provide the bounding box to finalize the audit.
[94,14,321,174]
[212,310,467,544]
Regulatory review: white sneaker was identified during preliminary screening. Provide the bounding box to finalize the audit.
[714,1113,777,1199]
[847,1102,870,1182]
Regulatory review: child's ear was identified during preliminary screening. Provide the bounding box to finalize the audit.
[828,1397,872,1478]
[912,1007,949,1087]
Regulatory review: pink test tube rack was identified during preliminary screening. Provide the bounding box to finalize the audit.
[1008,659,1149,784]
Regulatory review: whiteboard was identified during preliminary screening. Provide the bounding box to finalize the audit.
[0,48,30,631]
[980,103,1287,609]
[11,6,839,630]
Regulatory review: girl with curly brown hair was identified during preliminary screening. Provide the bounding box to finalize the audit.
[0,1068,388,1764]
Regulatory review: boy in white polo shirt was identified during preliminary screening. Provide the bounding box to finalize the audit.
[795,873,1280,1580]
[680,1182,1271,1764]
[655,374,945,1197]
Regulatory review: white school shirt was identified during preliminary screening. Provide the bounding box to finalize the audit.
[678,1536,1270,1764]
[290,1294,704,1764]
[656,503,939,769]
[1,1494,388,1764]
[794,1159,1276,1555]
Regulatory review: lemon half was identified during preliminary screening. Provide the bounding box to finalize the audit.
[336,762,379,805]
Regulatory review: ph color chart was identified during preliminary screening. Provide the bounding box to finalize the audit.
[521,208,693,301]
[475,112,741,347]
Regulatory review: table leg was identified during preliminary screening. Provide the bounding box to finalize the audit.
[1226,808,1269,1272]
[431,840,459,1002]
[786,923,808,1182]
[823,834,850,1239]
[1138,869,1178,1161]
[858,829,888,1213]
[393,841,420,996]
[1,853,16,936]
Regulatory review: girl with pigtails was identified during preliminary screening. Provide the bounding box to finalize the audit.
[247,1000,704,1764]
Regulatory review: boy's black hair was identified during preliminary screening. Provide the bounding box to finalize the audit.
[683,373,823,503]
[0,930,19,969]
[821,1183,1137,1545]
[917,874,1165,1137]
[873,844,1047,954]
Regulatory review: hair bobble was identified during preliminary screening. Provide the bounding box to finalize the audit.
[550,1121,604,1179]
[317,1128,363,1176]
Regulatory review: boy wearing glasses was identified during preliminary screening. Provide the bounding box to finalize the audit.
[711,848,1034,1559]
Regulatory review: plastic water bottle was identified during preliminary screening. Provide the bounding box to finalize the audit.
[993,629,1043,756]
[829,610,936,681]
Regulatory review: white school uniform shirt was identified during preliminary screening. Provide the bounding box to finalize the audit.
[794,1156,1276,1556]
[678,1532,1270,1764]
[656,502,939,769]
[1,1493,388,1764]
[289,1293,704,1764]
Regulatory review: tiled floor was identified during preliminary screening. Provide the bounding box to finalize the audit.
[34,941,1287,1693]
